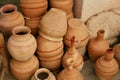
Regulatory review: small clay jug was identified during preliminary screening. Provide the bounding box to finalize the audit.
[114,44,120,66]
[39,8,67,41]
[95,49,119,80]
[31,68,56,80]
[20,0,48,18]
[0,4,25,36]
[88,29,109,62]
[63,36,84,71]
[7,26,37,61]
[57,59,83,80]
[10,55,39,80]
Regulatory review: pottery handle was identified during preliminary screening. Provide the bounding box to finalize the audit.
[105,48,114,61]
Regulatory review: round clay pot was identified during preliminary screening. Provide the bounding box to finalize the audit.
[0,4,25,36]
[64,18,89,49]
[10,55,39,80]
[88,29,109,62]
[7,26,37,61]
[95,49,119,80]
[31,68,56,80]
[20,0,48,18]
[39,8,67,41]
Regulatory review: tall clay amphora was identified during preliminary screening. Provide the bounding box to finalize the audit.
[64,18,89,56]
[37,35,64,71]
[0,4,25,36]
[95,49,119,80]
[10,55,39,80]
[7,26,37,61]
[88,29,109,62]
[62,36,84,71]
[20,0,48,18]
[31,68,56,80]
[39,8,67,41]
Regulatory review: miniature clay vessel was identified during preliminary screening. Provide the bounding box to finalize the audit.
[7,26,37,61]
[20,0,48,18]
[10,55,39,80]
[63,36,84,71]
[114,44,120,66]
[95,49,119,80]
[39,8,67,41]
[0,4,25,36]
[31,68,56,80]
[88,29,109,62]
[37,35,64,71]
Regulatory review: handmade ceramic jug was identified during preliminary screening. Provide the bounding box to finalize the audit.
[63,36,84,71]
[95,49,119,80]
[7,26,37,61]
[31,68,56,80]
[10,55,39,80]
[114,44,120,66]
[39,8,67,41]
[0,4,25,36]
[88,29,109,62]
[20,0,48,18]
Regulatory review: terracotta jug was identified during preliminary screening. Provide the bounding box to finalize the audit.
[7,26,37,61]
[88,29,109,62]
[10,55,39,80]
[63,36,84,71]
[39,8,67,41]
[57,60,83,80]
[95,49,119,80]
[31,68,56,80]
[114,44,120,66]
[37,35,64,71]
[0,4,25,36]
[20,0,48,18]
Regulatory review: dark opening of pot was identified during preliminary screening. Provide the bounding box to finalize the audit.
[37,72,49,79]
[3,9,15,13]
[16,32,27,35]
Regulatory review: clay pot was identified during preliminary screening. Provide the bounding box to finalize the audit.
[67,12,74,21]
[114,44,120,66]
[88,29,109,62]
[10,55,39,80]
[64,18,89,55]
[31,68,56,80]
[37,35,64,71]
[63,36,84,71]
[7,26,37,61]
[20,0,48,18]
[57,60,83,80]
[25,17,42,36]
[39,8,67,41]
[95,49,119,80]
[0,4,25,36]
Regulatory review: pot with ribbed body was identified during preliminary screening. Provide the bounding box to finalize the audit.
[20,0,48,18]
[0,4,25,36]
[10,55,39,80]
[7,26,37,61]
[39,8,67,41]
[95,49,119,80]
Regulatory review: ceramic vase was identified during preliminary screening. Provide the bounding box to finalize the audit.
[88,29,109,62]
[20,0,48,18]
[7,26,37,61]
[63,36,84,71]
[31,68,56,80]
[0,4,25,36]
[39,8,67,41]
[10,55,39,80]
[37,35,64,71]
[95,49,119,80]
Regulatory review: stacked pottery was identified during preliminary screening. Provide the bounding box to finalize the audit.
[88,29,109,62]
[20,0,48,36]
[64,18,89,56]
[95,49,119,80]
[31,68,56,80]
[62,36,84,71]
[7,26,39,80]
[0,4,25,37]
[49,0,73,20]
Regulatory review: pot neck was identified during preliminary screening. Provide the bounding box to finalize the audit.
[96,29,105,40]
[104,48,114,61]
